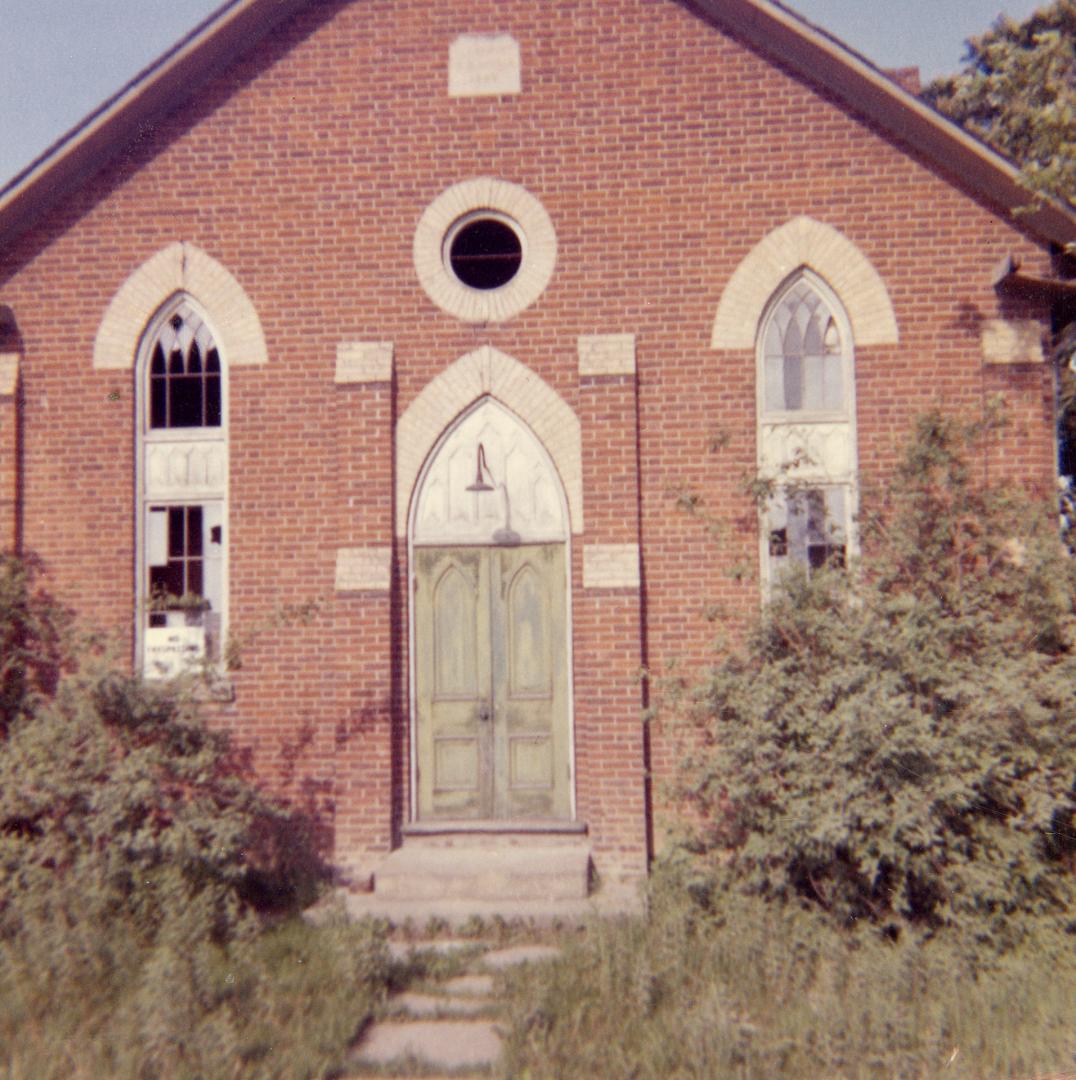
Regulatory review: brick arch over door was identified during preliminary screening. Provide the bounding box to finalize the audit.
[710,216,899,350]
[396,345,583,537]
[93,242,268,370]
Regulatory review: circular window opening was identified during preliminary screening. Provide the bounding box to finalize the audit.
[447,215,523,291]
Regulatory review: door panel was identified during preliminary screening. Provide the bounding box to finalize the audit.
[415,544,569,821]
[416,548,491,819]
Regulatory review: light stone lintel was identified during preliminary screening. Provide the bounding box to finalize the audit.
[980,319,1044,365]
[335,547,392,592]
[578,334,636,377]
[0,354,19,397]
[583,544,641,590]
[335,341,394,384]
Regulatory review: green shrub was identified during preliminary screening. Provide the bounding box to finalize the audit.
[0,554,69,737]
[0,552,379,1078]
[671,413,1076,948]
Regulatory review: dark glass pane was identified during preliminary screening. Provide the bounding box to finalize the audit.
[169,347,185,375]
[150,342,166,375]
[188,342,202,374]
[187,559,203,599]
[206,348,220,373]
[170,377,203,427]
[450,218,522,290]
[187,505,203,558]
[808,544,846,571]
[205,374,221,427]
[150,561,184,599]
[150,376,167,428]
[168,507,184,558]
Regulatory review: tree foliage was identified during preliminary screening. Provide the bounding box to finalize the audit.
[673,414,1076,949]
[923,1,1075,208]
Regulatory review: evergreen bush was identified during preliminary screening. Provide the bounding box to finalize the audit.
[672,413,1076,948]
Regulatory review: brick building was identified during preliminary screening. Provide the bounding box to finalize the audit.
[1,0,1073,904]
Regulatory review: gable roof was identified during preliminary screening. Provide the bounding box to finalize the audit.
[1,0,1073,251]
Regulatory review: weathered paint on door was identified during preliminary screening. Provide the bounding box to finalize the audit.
[415,544,570,820]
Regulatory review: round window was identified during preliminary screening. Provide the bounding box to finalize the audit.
[446,214,523,291]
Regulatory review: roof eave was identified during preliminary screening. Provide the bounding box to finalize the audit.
[1,0,1073,254]
[687,0,1076,249]
[0,0,311,249]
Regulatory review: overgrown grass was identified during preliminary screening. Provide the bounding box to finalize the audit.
[499,874,1075,1079]
[0,903,393,1079]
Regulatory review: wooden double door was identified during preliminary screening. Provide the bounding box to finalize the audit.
[414,544,571,821]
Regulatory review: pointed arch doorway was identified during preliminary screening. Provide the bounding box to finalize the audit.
[409,397,574,823]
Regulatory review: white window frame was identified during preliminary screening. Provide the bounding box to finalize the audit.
[757,271,858,589]
[136,296,229,678]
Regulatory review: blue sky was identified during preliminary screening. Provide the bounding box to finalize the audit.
[0,0,1045,189]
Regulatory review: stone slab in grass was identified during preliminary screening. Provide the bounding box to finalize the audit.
[352,1019,502,1071]
[481,944,561,969]
[390,991,494,1017]
[388,938,477,961]
[442,973,495,996]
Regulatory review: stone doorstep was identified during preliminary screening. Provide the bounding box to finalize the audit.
[372,841,592,902]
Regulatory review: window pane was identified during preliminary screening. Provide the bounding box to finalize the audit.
[147,508,169,567]
[187,505,203,558]
[764,281,846,414]
[167,507,184,558]
[206,374,221,427]
[145,303,221,430]
[187,559,203,599]
[769,486,848,577]
[170,376,203,427]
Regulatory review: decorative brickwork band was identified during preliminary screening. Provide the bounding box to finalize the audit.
[583,544,641,590]
[396,345,583,537]
[578,334,636,377]
[335,341,394,383]
[94,242,268,370]
[0,354,17,398]
[711,216,898,349]
[980,319,1044,365]
[335,547,392,592]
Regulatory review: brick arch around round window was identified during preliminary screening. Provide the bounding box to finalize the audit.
[93,242,268,370]
[710,216,899,350]
[396,345,582,538]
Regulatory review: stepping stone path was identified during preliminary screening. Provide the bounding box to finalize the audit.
[347,939,562,1078]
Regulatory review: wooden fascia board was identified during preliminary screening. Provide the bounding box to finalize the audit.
[0,0,311,248]
[686,0,1076,249]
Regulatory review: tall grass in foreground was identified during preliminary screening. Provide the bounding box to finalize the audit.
[499,878,1075,1080]
[0,905,392,1079]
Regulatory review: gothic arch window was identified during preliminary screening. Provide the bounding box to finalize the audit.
[137,297,228,677]
[757,272,857,583]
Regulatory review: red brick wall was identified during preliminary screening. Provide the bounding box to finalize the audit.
[0,0,1058,881]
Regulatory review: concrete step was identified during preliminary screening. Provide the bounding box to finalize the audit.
[372,841,591,902]
[342,888,641,927]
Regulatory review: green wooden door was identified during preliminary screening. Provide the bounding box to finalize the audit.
[415,544,570,821]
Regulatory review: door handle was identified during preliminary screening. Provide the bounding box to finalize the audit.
[478,702,492,722]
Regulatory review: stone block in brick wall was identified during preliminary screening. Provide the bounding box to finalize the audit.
[578,334,636,377]
[449,33,521,97]
[0,354,17,397]
[583,544,641,589]
[335,341,394,384]
[335,547,392,592]
[980,319,1044,365]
